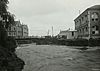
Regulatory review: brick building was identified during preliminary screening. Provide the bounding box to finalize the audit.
[74,5,100,39]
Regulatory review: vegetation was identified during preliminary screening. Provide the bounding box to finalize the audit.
[0,0,25,71]
[0,0,15,50]
[0,0,15,29]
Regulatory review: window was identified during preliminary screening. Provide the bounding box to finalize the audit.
[62,35,67,39]
[82,28,84,33]
[91,12,99,22]
[95,18,98,21]
[14,32,16,35]
[92,19,94,21]
[72,32,74,36]
[82,17,84,21]
[86,27,88,31]
[92,26,95,28]
[14,27,16,30]
[9,27,11,31]
[92,31,95,34]
[85,15,87,17]
[9,32,11,35]
[96,26,99,30]
[79,19,81,23]
[80,29,81,33]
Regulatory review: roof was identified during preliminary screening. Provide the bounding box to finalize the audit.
[88,5,100,10]
[15,21,21,26]
[59,30,68,34]
[74,5,100,21]
[59,30,77,34]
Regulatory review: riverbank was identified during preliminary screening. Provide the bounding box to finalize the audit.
[16,37,100,46]
[36,38,100,46]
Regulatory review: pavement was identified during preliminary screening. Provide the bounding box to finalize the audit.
[16,44,100,71]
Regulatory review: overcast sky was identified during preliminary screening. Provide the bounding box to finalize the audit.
[8,0,100,36]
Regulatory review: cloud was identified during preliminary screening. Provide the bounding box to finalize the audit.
[9,0,66,17]
[8,0,100,36]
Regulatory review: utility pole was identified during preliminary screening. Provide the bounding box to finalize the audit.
[47,29,49,36]
[79,10,81,15]
[52,26,53,37]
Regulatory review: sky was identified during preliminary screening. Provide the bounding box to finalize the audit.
[8,0,100,36]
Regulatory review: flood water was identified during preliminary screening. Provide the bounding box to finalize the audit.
[16,44,100,71]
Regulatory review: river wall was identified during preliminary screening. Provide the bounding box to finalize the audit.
[16,37,100,46]
[35,38,100,46]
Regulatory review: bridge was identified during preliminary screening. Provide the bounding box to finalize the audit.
[15,36,55,44]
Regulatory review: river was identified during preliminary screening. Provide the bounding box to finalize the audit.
[16,44,100,71]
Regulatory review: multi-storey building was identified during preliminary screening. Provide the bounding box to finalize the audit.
[7,25,16,37]
[15,21,23,37]
[22,24,28,37]
[74,5,100,39]
[7,21,28,38]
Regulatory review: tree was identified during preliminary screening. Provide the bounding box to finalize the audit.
[0,0,15,29]
[0,0,15,47]
[0,1,25,71]
[0,0,8,13]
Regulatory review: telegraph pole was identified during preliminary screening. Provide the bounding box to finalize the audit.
[79,10,81,14]
[52,26,53,37]
[47,29,49,36]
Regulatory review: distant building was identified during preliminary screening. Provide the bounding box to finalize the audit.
[7,25,16,37]
[74,5,100,39]
[15,21,23,38]
[7,21,29,38]
[22,24,28,37]
[57,30,78,39]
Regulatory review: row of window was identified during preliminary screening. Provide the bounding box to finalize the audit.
[8,28,28,32]
[75,12,99,27]
[78,27,88,33]
[8,32,16,36]
[75,14,88,23]
[8,32,28,36]
[78,25,99,34]
[92,31,99,35]
[91,18,99,21]
[75,20,89,28]
[92,25,99,31]
[75,21,88,28]
[8,27,16,31]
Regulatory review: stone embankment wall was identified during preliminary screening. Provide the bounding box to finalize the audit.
[31,37,100,46]
[57,38,100,46]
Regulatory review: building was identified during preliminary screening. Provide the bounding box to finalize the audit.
[15,21,23,38]
[22,24,28,37]
[7,21,29,38]
[7,25,16,37]
[57,30,78,39]
[74,5,100,39]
